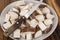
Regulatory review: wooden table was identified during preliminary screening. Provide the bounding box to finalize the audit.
[0,0,60,40]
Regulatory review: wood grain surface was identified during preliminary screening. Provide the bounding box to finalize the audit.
[0,0,60,40]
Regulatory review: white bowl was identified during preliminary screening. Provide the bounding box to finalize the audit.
[0,0,58,40]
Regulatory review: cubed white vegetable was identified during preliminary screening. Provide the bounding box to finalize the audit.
[20,10,28,16]
[10,7,19,13]
[18,6,25,9]
[35,30,42,38]
[46,13,54,19]
[16,1,25,6]
[38,22,47,31]
[23,3,34,10]
[44,19,53,26]
[4,14,10,22]
[42,7,50,14]
[25,32,34,40]
[9,11,18,20]
[22,5,28,10]
[20,32,26,38]
[3,22,12,29]
[36,8,43,14]
[13,29,20,38]
[28,3,34,10]
[29,19,38,28]
[35,15,45,22]
[26,33,32,40]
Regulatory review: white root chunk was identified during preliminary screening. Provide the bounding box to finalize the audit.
[36,8,43,14]
[3,22,13,29]
[9,7,19,13]
[25,32,34,40]
[26,33,32,40]
[20,10,28,16]
[8,11,18,24]
[38,22,47,31]
[16,1,25,6]
[29,19,38,28]
[20,32,26,38]
[18,6,25,9]
[22,3,34,10]
[42,7,50,14]
[13,29,20,38]
[35,15,45,22]
[44,19,53,26]
[27,3,34,10]
[8,11,18,20]
[46,13,54,19]
[35,30,42,38]
[4,14,10,22]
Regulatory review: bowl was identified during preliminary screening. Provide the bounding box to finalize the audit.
[0,0,58,40]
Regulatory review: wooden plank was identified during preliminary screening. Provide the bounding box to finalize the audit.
[0,27,3,40]
[0,0,4,15]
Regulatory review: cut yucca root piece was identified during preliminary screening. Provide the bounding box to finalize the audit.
[4,14,10,22]
[13,29,20,38]
[38,22,47,31]
[46,13,54,19]
[35,30,42,38]
[8,11,18,20]
[44,19,53,26]
[25,32,34,40]
[27,19,38,28]
[36,8,43,14]
[16,1,25,6]
[42,7,50,14]
[20,32,26,38]
[35,15,45,22]
[22,3,34,10]
[3,22,13,29]
[20,10,29,16]
[18,6,25,9]
[9,7,20,13]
